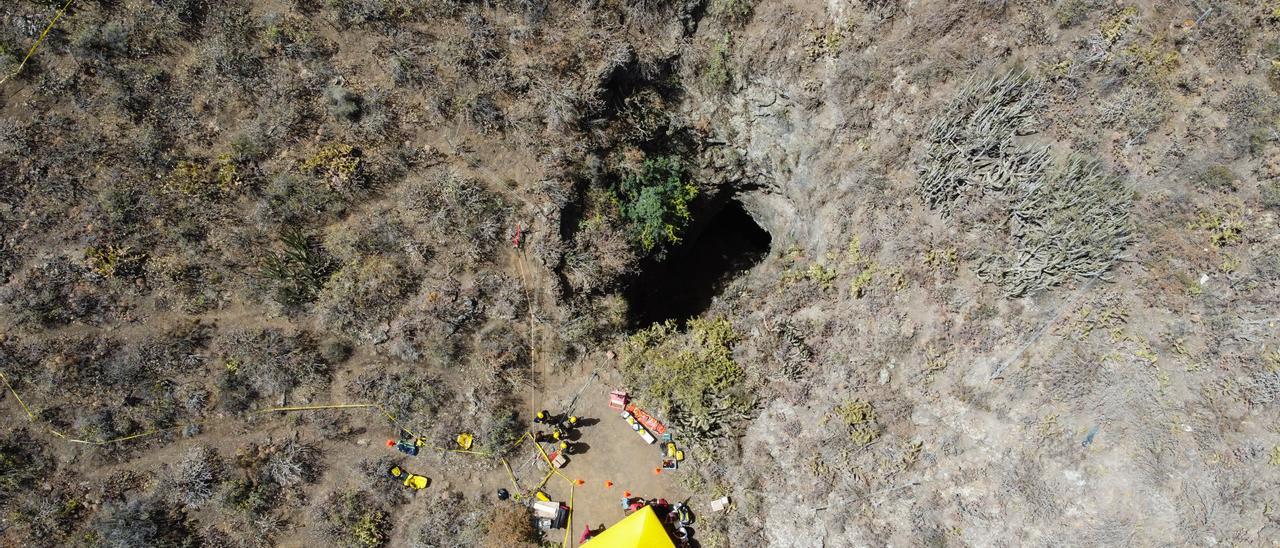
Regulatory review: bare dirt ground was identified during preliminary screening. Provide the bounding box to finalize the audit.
[536,368,685,536]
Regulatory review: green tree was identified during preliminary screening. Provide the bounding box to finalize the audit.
[618,156,699,253]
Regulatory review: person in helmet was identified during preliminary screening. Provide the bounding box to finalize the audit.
[558,440,576,455]
[558,415,580,430]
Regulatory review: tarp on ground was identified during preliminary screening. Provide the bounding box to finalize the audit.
[586,505,675,548]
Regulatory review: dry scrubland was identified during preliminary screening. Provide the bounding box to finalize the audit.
[1,0,1279,546]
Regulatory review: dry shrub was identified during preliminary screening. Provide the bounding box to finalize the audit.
[316,255,419,335]
[918,71,1043,215]
[562,188,638,294]
[482,504,537,548]
[161,445,222,509]
[347,364,445,428]
[213,328,330,410]
[400,169,510,266]
[93,497,203,547]
[410,493,483,547]
[975,156,1133,296]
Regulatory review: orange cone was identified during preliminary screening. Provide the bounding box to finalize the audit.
[654,467,662,475]
[575,479,585,486]
[604,480,614,488]
[386,439,396,447]
[623,491,632,497]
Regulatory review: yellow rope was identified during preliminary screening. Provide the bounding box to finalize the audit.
[514,245,540,421]
[565,483,575,548]
[2,368,423,446]
[2,365,574,481]
[257,403,377,412]
[0,369,36,421]
[502,457,522,492]
[6,363,581,545]
[0,0,77,87]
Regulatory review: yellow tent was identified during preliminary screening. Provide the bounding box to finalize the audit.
[585,505,675,548]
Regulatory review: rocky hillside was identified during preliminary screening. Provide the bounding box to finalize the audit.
[2,0,1279,546]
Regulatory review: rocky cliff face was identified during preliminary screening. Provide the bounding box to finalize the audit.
[663,1,1280,544]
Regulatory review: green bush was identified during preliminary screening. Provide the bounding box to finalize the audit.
[0,431,47,499]
[259,228,335,309]
[5,256,93,327]
[619,317,749,439]
[258,173,349,226]
[316,490,391,548]
[165,155,243,199]
[303,143,363,191]
[617,156,699,253]
[710,0,754,24]
[701,34,732,93]
[0,42,18,76]
[1054,0,1103,28]
[1196,164,1238,192]
[475,406,525,458]
[1262,180,1280,210]
[222,477,280,516]
[831,399,879,446]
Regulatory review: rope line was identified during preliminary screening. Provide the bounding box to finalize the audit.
[4,366,504,450]
[513,244,539,420]
[0,0,77,87]
[0,369,36,421]
[6,365,577,537]
[565,483,575,548]
[3,366,573,480]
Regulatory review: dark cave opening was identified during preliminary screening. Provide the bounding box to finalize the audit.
[625,199,771,328]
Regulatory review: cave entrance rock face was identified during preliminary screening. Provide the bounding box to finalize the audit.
[625,199,771,328]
